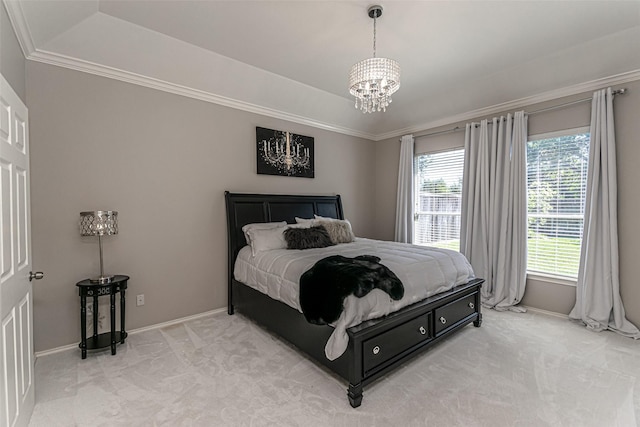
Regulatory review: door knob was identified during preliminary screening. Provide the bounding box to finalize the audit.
[29,271,44,281]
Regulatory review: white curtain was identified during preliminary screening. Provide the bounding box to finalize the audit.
[569,88,640,338]
[395,134,414,243]
[461,112,528,310]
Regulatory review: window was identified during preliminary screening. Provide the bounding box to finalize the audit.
[526,129,590,278]
[414,148,464,251]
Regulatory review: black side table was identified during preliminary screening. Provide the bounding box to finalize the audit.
[76,275,129,359]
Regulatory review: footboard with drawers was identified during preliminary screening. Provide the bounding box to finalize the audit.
[346,279,483,404]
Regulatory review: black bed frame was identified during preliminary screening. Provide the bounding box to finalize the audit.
[225,191,484,407]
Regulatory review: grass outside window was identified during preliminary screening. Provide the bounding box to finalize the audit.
[417,235,580,279]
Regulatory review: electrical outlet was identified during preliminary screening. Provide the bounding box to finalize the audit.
[136,294,145,306]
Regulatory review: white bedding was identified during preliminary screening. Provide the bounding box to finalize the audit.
[234,238,475,360]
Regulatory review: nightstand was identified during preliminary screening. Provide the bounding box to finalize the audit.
[76,275,129,359]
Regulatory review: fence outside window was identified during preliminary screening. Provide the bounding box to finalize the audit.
[414,148,464,251]
[414,193,461,250]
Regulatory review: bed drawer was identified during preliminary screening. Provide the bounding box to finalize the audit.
[363,313,432,373]
[434,293,477,336]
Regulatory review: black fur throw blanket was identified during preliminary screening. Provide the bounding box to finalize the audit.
[299,255,404,325]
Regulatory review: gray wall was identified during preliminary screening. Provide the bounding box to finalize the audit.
[22,52,640,351]
[1,1,25,102]
[27,61,376,352]
[374,80,640,328]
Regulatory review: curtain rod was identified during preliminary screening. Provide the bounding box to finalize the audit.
[410,88,627,141]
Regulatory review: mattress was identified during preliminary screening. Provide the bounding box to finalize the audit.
[234,238,475,360]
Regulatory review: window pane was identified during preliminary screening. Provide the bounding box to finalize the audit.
[414,148,464,251]
[526,133,589,278]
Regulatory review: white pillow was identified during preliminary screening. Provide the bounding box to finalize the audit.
[313,214,338,221]
[287,222,313,229]
[246,225,288,256]
[295,217,316,225]
[242,221,287,245]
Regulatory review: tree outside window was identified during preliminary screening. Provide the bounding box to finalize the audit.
[526,131,590,278]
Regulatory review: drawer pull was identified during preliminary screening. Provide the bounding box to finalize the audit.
[468,302,475,309]
[439,316,447,325]
[419,326,426,335]
[372,345,380,355]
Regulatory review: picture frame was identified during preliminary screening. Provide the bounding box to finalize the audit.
[256,127,314,178]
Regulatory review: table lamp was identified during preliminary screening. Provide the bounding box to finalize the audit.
[80,210,118,283]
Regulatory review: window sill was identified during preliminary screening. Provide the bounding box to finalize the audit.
[526,272,577,287]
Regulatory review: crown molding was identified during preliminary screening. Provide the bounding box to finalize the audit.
[23,48,640,143]
[2,0,36,57]
[375,69,640,141]
[27,49,377,141]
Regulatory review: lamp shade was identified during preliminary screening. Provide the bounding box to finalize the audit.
[79,211,118,236]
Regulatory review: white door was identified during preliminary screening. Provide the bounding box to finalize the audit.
[0,73,35,427]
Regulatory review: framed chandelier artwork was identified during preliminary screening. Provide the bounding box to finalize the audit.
[256,127,314,178]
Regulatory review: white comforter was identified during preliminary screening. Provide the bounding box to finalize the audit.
[234,238,475,360]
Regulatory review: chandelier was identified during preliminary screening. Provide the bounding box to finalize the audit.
[349,5,400,113]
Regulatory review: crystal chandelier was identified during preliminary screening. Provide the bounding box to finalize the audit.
[349,5,400,113]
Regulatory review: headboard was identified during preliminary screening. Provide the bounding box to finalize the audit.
[224,191,344,312]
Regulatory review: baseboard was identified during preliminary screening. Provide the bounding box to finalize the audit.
[522,305,569,320]
[36,305,568,358]
[34,307,227,358]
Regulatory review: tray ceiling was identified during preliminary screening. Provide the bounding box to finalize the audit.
[6,0,640,139]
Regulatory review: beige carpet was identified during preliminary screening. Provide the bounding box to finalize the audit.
[29,309,640,426]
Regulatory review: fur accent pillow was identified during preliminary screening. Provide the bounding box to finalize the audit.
[284,226,334,250]
[317,220,355,244]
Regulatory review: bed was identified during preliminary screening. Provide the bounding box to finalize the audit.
[225,191,484,407]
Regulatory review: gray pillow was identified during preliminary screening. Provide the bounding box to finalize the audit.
[317,220,355,244]
[284,226,334,250]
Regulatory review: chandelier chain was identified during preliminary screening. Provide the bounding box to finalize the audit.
[372,9,377,58]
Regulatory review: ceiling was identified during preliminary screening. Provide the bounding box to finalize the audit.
[6,0,640,140]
